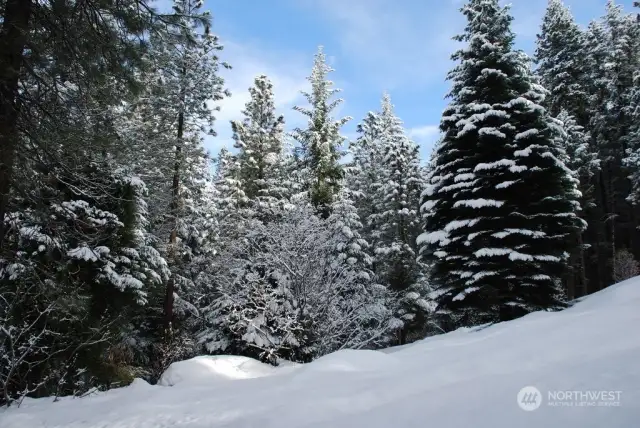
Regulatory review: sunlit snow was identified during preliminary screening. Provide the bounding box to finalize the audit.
[2,277,639,427]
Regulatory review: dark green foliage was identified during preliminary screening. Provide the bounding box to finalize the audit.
[419,0,583,328]
[292,47,351,218]
[0,159,167,403]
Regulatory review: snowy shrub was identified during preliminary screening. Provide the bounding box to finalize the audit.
[198,204,393,364]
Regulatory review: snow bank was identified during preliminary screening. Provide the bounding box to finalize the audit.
[3,277,640,427]
[295,349,398,375]
[158,355,286,386]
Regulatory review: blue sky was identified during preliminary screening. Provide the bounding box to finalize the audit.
[194,0,635,160]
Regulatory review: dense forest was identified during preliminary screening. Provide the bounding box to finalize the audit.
[1,0,639,405]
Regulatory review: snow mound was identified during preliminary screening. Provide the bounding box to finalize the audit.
[287,349,401,387]
[2,277,640,427]
[296,349,398,374]
[158,355,281,386]
[127,378,152,390]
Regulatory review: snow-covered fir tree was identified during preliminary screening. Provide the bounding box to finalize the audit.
[372,94,423,284]
[210,147,252,248]
[0,0,169,395]
[551,111,600,297]
[419,0,584,328]
[326,188,393,349]
[137,0,230,340]
[591,1,640,176]
[586,2,640,286]
[554,111,600,210]
[232,75,292,218]
[292,46,351,217]
[348,110,387,241]
[348,94,430,343]
[372,95,427,343]
[625,77,640,204]
[0,158,169,400]
[535,0,590,121]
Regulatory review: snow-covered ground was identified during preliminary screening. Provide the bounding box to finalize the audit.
[3,277,640,428]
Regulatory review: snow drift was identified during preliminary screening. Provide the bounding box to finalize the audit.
[157,355,290,387]
[2,276,640,427]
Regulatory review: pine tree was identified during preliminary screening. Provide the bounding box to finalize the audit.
[626,0,640,204]
[419,0,583,328]
[0,0,175,400]
[0,0,157,251]
[348,109,387,242]
[212,149,244,217]
[328,188,374,277]
[292,46,351,217]
[139,0,230,336]
[555,111,600,210]
[0,159,169,401]
[348,94,429,343]
[552,111,600,297]
[373,96,426,342]
[211,147,252,249]
[372,94,423,287]
[535,0,590,121]
[325,188,391,349]
[587,2,640,288]
[232,75,290,217]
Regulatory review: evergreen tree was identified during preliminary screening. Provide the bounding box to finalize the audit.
[0,0,157,251]
[211,147,252,250]
[587,2,640,288]
[419,0,583,328]
[0,159,169,402]
[232,75,290,217]
[326,188,393,349]
[139,0,230,336]
[348,109,387,241]
[212,149,245,218]
[535,0,589,121]
[552,111,600,297]
[372,95,423,288]
[348,94,429,343]
[0,0,171,400]
[373,96,426,343]
[555,111,600,211]
[292,46,351,217]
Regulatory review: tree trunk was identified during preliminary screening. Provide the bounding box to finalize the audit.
[597,166,613,290]
[0,0,32,249]
[164,108,184,334]
[608,167,616,290]
[578,232,588,298]
[164,59,187,334]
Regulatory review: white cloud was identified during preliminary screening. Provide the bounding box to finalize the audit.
[296,0,460,89]
[301,0,580,89]
[409,125,440,141]
[408,124,441,161]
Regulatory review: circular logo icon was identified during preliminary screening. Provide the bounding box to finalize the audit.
[517,386,542,411]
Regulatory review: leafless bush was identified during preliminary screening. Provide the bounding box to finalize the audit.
[613,249,639,283]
